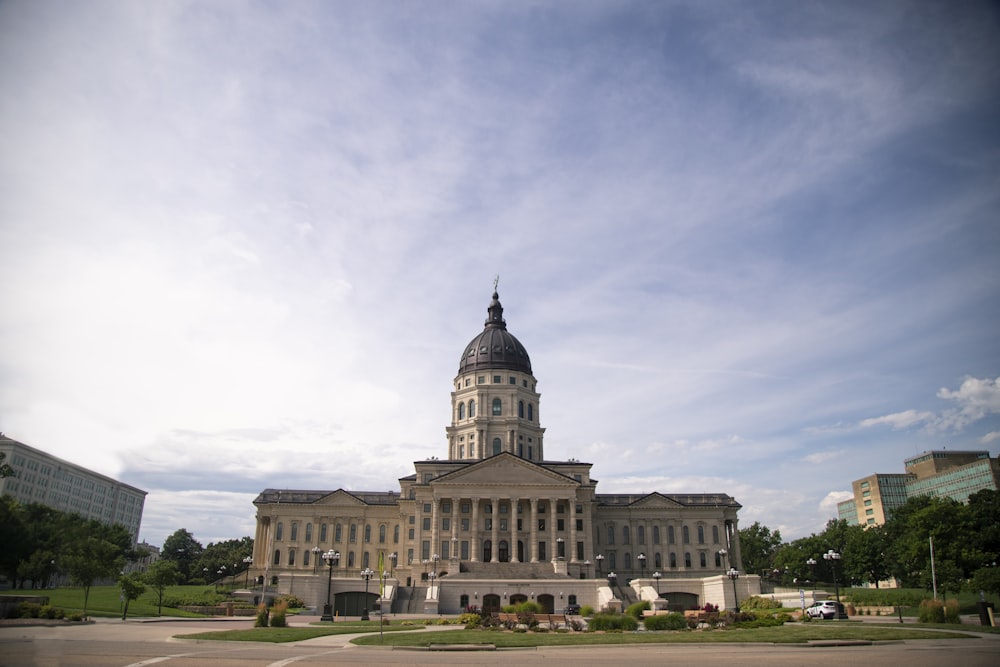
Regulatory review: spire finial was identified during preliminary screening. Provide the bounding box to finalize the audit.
[493,274,499,295]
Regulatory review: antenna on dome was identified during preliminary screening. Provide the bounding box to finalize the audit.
[493,274,499,293]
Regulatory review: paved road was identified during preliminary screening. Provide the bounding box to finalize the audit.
[1,615,997,667]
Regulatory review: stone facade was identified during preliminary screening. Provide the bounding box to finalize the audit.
[250,290,752,614]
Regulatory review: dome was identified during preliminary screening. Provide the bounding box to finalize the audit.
[458,291,532,375]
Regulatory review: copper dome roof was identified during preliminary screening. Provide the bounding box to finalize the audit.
[458,291,532,375]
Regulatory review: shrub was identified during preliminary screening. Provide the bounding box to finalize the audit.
[918,599,944,623]
[534,625,550,632]
[580,605,595,617]
[254,603,269,628]
[730,616,785,628]
[588,613,639,631]
[643,613,687,631]
[739,596,783,610]
[626,600,651,619]
[458,612,480,626]
[274,594,305,609]
[269,600,288,627]
[18,603,41,619]
[944,599,961,624]
[67,613,85,622]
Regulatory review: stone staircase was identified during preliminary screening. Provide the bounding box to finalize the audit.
[448,561,573,580]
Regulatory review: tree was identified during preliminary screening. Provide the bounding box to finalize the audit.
[843,523,891,587]
[119,572,146,620]
[63,535,125,618]
[737,521,782,575]
[0,451,14,478]
[971,565,1000,598]
[193,537,253,586]
[145,560,180,616]
[883,495,973,587]
[161,529,203,583]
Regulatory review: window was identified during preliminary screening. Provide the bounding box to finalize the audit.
[538,519,545,531]
[442,518,450,531]
[493,375,501,383]
[379,525,387,543]
[335,523,342,542]
[493,438,502,455]
[469,399,476,416]
[500,502,508,514]
[623,526,630,544]
[492,398,502,415]
[700,552,707,568]
[518,401,524,418]
[423,517,431,530]
[485,518,492,530]
[682,526,690,544]
[576,519,583,531]
[557,518,565,531]
[712,525,719,543]
[638,525,645,544]
[393,525,400,543]
[477,376,485,384]
[609,552,617,569]
[684,552,691,568]
[653,525,660,545]
[348,552,355,567]
[276,522,283,541]
[459,445,464,458]
[288,550,296,566]
[305,523,313,542]
[364,525,371,543]
[697,526,704,544]
[350,524,357,543]
[408,528,414,539]
[273,549,281,565]
[363,552,370,568]
[290,523,298,541]
[715,551,723,567]
[459,403,465,420]
[461,502,471,513]
[670,552,677,568]
[528,404,533,421]
[863,499,872,506]
[654,552,662,568]
[500,519,508,531]
[461,518,470,531]
[321,523,328,542]
[303,549,310,567]
[607,526,615,545]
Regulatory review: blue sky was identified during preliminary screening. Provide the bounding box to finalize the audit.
[1,1,998,549]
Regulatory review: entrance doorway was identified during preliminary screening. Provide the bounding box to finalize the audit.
[483,594,501,615]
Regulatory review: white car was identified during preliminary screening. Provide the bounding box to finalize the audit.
[806,600,847,619]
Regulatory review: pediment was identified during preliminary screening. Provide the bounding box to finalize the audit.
[314,489,368,506]
[432,454,577,489]
[629,492,685,508]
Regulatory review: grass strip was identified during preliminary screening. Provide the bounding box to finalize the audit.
[178,624,423,643]
[351,624,979,647]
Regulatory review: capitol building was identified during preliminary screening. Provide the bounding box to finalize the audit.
[250,290,754,615]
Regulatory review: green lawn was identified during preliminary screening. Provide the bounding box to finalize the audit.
[178,624,423,643]
[3,585,231,618]
[351,624,982,647]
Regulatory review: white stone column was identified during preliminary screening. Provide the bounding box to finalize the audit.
[510,497,519,563]
[529,498,539,563]
[431,498,440,559]
[549,499,558,562]
[490,496,500,563]
[471,497,480,562]
[569,498,578,563]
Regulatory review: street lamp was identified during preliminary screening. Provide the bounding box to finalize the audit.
[432,553,440,574]
[388,552,397,578]
[243,556,253,588]
[718,548,728,570]
[556,537,565,558]
[653,571,662,599]
[806,558,817,591]
[638,553,646,579]
[595,553,604,575]
[607,571,617,592]
[311,546,321,574]
[823,549,841,605]
[320,550,340,622]
[361,568,375,621]
[727,567,740,612]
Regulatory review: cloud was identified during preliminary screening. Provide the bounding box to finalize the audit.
[859,410,935,431]
[982,432,1000,444]
[936,376,1000,431]
[819,491,853,516]
[802,450,844,465]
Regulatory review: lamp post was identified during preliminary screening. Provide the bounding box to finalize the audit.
[361,568,375,621]
[388,552,397,578]
[427,572,436,605]
[243,556,253,588]
[595,553,604,576]
[806,557,817,591]
[727,567,740,612]
[718,548,728,570]
[311,546,321,574]
[320,549,340,622]
[432,553,440,575]
[823,549,841,605]
[607,571,617,594]
[653,571,662,599]
[638,553,646,579]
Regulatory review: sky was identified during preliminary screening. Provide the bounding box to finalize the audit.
[1,1,998,550]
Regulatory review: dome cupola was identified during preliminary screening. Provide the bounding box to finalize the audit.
[458,290,532,375]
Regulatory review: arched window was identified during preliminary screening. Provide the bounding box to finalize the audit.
[518,401,524,418]
[654,552,662,568]
[393,525,400,543]
[700,552,707,567]
[638,525,645,544]
[715,551,722,567]
[275,522,283,541]
[670,552,677,568]
[320,523,328,542]
[684,552,692,568]
[348,551,355,567]
[712,525,720,543]
[492,398,502,415]
[653,525,660,545]
[379,525,387,543]
[469,399,475,416]
[682,526,690,544]
[609,552,617,569]
[607,525,615,545]
[697,526,705,544]
[288,550,296,566]
[623,526,630,544]
[364,525,371,543]
[290,523,298,541]
[363,551,370,568]
[350,524,357,543]
[492,438,502,455]
[305,523,313,542]
[273,549,281,565]
[624,552,631,570]
[528,403,533,421]
[303,549,310,567]
[667,525,675,544]
[335,523,342,542]
[459,403,466,420]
